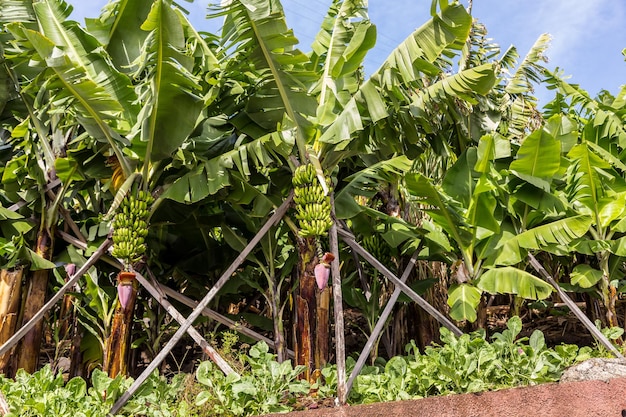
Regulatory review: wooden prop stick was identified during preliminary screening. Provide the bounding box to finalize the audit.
[0,239,112,357]
[329,200,346,405]
[346,250,420,395]
[528,253,623,358]
[109,194,293,415]
[57,231,139,273]
[158,284,294,358]
[337,227,462,337]
[135,270,236,375]
[58,229,241,372]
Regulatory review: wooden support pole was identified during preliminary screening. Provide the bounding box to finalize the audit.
[158,284,295,358]
[528,253,623,358]
[329,199,346,405]
[346,250,420,396]
[136,270,236,375]
[0,239,112,357]
[337,227,462,337]
[109,194,293,415]
[58,230,292,360]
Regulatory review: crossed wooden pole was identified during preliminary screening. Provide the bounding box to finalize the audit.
[1,191,622,415]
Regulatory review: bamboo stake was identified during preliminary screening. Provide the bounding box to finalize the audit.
[337,227,462,337]
[346,250,420,396]
[109,194,293,415]
[136,270,236,375]
[527,253,623,358]
[158,284,294,358]
[329,200,346,405]
[0,239,112,357]
[59,229,289,361]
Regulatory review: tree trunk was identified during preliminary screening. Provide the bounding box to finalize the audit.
[315,286,330,369]
[14,229,53,373]
[103,271,138,377]
[0,268,24,375]
[270,284,286,363]
[294,237,328,380]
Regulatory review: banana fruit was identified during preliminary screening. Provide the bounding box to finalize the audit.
[111,190,153,265]
[362,234,392,267]
[293,164,333,237]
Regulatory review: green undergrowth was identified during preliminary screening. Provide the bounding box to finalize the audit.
[0,317,618,417]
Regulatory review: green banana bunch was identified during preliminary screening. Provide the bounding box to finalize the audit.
[362,234,392,267]
[293,164,333,237]
[111,190,153,264]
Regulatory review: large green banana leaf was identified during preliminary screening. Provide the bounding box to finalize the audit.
[509,129,561,191]
[6,0,137,174]
[447,283,481,322]
[317,1,473,153]
[476,266,553,300]
[334,155,413,218]
[33,0,138,125]
[309,0,376,124]
[132,0,203,164]
[88,0,153,72]
[217,0,317,158]
[493,215,592,266]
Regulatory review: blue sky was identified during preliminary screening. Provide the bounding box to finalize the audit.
[70,0,625,104]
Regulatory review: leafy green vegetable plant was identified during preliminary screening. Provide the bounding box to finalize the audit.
[0,319,610,416]
[195,341,310,416]
[346,316,597,404]
[0,366,187,417]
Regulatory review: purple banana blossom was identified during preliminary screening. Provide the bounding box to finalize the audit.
[117,272,136,310]
[314,252,335,290]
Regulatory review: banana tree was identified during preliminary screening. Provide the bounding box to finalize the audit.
[541,74,626,326]
[198,0,498,376]
[405,137,561,325]
[0,1,84,373]
[492,70,626,328]
[1,0,222,376]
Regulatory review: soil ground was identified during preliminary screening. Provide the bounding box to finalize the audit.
[265,377,626,417]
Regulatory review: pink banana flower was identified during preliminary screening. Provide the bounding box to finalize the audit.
[117,271,136,310]
[314,252,335,290]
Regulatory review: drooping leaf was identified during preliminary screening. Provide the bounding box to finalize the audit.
[318,2,473,152]
[498,215,592,252]
[448,283,482,322]
[570,264,603,288]
[215,0,317,158]
[32,0,139,124]
[509,129,561,191]
[334,155,413,219]
[476,267,553,299]
[566,142,611,212]
[405,172,471,250]
[161,131,293,203]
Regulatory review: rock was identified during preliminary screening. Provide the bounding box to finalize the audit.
[560,358,626,383]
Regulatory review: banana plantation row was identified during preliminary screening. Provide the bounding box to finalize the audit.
[0,0,625,400]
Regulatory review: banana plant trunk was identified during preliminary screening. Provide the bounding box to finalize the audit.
[269,283,286,363]
[0,268,24,375]
[599,251,618,328]
[14,229,53,373]
[103,271,138,377]
[294,237,329,380]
